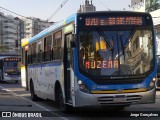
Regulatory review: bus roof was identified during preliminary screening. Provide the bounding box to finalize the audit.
[21,11,152,47]
[21,13,77,47]
[77,11,151,16]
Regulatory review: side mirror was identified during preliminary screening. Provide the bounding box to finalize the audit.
[70,34,76,48]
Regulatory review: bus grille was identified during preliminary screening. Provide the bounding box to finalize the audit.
[97,95,142,105]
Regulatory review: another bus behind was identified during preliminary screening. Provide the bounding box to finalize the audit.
[0,55,21,83]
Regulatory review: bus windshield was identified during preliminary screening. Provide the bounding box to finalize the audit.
[79,28,154,77]
[4,61,21,74]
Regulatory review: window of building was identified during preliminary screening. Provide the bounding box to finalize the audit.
[146,0,160,12]
[5,41,15,45]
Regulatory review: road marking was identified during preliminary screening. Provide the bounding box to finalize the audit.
[0,86,69,120]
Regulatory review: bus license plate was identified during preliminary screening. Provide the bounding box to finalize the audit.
[114,97,126,102]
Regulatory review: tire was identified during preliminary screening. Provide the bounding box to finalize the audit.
[57,88,72,113]
[30,81,40,101]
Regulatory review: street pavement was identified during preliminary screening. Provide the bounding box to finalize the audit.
[0,82,160,120]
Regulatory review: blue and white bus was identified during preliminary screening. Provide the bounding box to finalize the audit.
[0,55,21,83]
[21,11,157,111]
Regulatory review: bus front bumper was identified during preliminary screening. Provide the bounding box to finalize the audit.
[74,88,156,107]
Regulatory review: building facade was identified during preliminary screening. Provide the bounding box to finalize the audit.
[0,12,53,55]
[24,18,53,38]
[145,0,160,12]
[0,12,23,54]
[77,0,96,13]
[131,0,145,12]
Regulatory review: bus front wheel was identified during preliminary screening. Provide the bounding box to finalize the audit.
[57,88,72,113]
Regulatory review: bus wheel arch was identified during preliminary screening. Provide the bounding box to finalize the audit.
[30,79,40,101]
[54,80,72,112]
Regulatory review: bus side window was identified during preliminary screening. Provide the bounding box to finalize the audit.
[28,45,32,64]
[53,30,62,60]
[50,48,53,61]
[38,40,42,63]
[31,42,37,63]
[44,35,52,62]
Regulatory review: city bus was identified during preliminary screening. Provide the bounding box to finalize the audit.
[0,55,21,83]
[21,11,157,111]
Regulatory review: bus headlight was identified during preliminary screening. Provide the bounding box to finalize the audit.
[5,73,8,76]
[78,80,90,93]
[148,78,156,90]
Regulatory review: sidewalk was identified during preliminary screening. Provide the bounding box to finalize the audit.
[0,82,30,98]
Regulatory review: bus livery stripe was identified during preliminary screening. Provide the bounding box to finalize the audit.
[91,88,147,94]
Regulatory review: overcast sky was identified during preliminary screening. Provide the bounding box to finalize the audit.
[0,0,131,22]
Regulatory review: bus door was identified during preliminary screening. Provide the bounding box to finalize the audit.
[64,33,74,104]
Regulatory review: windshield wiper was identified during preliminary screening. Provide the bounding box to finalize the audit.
[97,30,113,50]
[123,27,136,47]
[96,29,114,61]
[120,35,125,60]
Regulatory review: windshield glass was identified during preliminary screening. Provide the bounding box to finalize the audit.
[79,28,153,77]
[4,61,21,73]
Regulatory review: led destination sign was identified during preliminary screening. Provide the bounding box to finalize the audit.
[4,58,20,61]
[85,17,143,26]
[85,60,119,69]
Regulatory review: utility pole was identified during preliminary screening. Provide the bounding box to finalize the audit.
[19,20,21,55]
[15,17,23,55]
